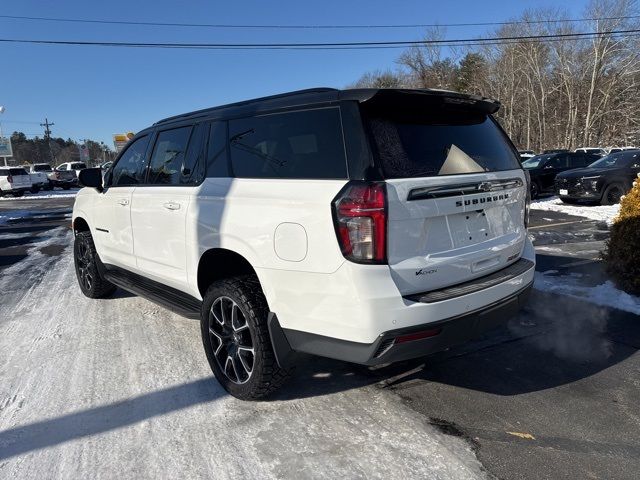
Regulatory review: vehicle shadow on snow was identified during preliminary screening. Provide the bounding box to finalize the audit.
[0,378,224,461]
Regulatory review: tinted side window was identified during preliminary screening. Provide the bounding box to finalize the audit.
[207,121,229,177]
[147,126,193,185]
[567,154,585,168]
[229,108,347,179]
[110,135,150,186]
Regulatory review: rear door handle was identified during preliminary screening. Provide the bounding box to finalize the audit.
[163,202,181,211]
[117,198,129,206]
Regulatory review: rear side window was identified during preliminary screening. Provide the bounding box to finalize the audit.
[363,107,521,178]
[72,163,87,169]
[34,164,52,172]
[229,108,347,179]
[10,168,28,176]
[110,135,150,186]
[207,121,229,177]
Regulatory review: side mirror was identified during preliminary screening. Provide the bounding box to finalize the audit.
[78,168,103,192]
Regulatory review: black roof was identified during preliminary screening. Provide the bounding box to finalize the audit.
[153,87,500,126]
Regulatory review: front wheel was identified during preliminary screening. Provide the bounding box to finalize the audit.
[601,183,625,205]
[530,181,541,200]
[74,231,116,298]
[201,276,291,400]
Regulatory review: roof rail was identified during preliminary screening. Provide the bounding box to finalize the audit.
[153,87,339,125]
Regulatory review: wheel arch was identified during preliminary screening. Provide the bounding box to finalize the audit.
[72,216,90,234]
[197,248,260,299]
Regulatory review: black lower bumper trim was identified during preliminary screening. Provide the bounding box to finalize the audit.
[282,282,533,366]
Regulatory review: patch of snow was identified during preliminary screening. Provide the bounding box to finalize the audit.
[0,190,78,201]
[534,271,640,315]
[531,196,619,225]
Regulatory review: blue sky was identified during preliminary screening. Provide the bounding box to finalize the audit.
[0,0,586,148]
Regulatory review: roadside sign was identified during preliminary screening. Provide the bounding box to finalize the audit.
[113,132,135,153]
[0,137,13,157]
[79,143,90,162]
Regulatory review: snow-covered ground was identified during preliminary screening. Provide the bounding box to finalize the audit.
[531,196,620,225]
[534,271,640,315]
[0,189,78,201]
[0,230,487,479]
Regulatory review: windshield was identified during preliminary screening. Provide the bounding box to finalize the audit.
[589,152,638,168]
[33,164,52,171]
[522,154,553,169]
[363,107,520,178]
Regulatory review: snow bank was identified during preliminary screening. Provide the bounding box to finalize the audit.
[0,190,78,201]
[534,271,640,315]
[531,196,619,225]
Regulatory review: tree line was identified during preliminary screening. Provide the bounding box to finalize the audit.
[9,131,113,167]
[352,0,640,152]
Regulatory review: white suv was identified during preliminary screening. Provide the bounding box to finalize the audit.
[72,88,535,399]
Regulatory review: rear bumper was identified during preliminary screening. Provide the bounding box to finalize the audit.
[281,281,532,365]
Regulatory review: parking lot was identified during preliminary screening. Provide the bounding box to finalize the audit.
[1,193,638,479]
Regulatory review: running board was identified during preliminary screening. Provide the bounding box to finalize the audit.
[103,265,202,319]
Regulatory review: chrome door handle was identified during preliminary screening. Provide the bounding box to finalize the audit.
[163,202,181,211]
[117,198,129,206]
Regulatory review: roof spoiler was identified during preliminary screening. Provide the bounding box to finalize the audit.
[354,88,501,115]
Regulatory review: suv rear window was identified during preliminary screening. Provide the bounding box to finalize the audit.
[363,107,520,178]
[229,107,347,179]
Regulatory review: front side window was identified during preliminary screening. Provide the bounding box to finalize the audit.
[147,126,194,185]
[229,108,347,179]
[109,135,150,186]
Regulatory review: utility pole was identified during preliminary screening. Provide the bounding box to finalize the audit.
[40,118,56,165]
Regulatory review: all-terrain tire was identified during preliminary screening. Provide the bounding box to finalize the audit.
[74,231,116,298]
[201,275,292,400]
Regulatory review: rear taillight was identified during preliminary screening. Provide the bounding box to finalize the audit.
[55,172,60,180]
[6,175,12,184]
[332,181,387,264]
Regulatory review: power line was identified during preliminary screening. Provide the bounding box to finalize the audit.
[0,29,639,51]
[0,13,638,29]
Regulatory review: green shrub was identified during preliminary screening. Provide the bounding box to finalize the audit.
[603,174,640,295]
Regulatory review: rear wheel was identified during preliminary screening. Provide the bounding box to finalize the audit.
[201,275,291,400]
[601,183,624,205]
[30,186,41,194]
[74,231,116,298]
[11,191,24,197]
[62,185,71,190]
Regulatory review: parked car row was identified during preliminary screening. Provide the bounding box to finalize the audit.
[0,161,87,196]
[523,149,640,204]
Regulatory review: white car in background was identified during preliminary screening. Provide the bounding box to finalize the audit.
[57,161,88,184]
[0,166,33,197]
[27,163,54,192]
[574,147,606,156]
